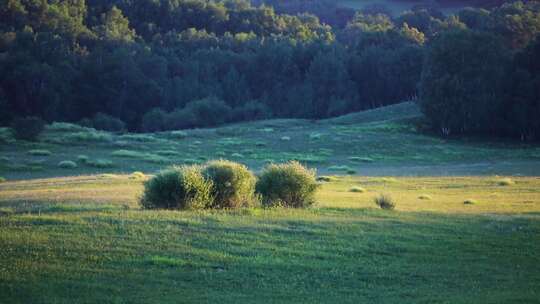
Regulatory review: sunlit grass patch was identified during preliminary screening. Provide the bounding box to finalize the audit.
[147,256,187,267]
[112,150,169,164]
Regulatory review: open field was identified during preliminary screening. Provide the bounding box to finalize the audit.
[1,174,540,303]
[2,102,540,181]
[1,102,540,302]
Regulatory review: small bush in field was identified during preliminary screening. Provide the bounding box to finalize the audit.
[77,155,89,164]
[202,160,257,209]
[129,171,146,180]
[464,199,477,205]
[140,165,213,210]
[0,177,6,183]
[497,178,515,186]
[349,186,366,193]
[28,149,51,156]
[11,117,45,141]
[317,176,337,182]
[256,161,319,208]
[374,194,396,210]
[58,160,77,169]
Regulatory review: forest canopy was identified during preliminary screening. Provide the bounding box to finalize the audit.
[0,0,539,140]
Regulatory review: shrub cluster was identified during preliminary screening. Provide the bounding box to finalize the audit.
[374,194,396,210]
[140,165,213,210]
[202,160,257,209]
[256,161,319,208]
[141,160,319,210]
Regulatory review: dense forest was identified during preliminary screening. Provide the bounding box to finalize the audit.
[0,0,539,140]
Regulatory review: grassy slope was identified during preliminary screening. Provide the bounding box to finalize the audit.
[1,102,540,180]
[1,102,540,302]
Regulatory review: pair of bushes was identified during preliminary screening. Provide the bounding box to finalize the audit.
[140,160,318,210]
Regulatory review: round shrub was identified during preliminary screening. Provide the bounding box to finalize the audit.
[140,165,213,210]
[58,160,77,169]
[349,186,366,193]
[256,161,319,208]
[202,160,257,209]
[374,194,396,210]
[11,116,45,141]
[77,155,89,164]
[0,177,6,183]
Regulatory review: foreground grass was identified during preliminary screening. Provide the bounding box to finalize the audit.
[1,175,540,303]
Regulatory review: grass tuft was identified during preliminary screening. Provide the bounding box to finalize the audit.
[129,171,146,179]
[77,155,89,163]
[349,186,366,193]
[464,199,478,205]
[374,194,396,210]
[58,160,78,169]
[497,178,515,186]
[317,176,337,182]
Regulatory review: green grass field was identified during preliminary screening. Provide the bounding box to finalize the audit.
[1,102,540,303]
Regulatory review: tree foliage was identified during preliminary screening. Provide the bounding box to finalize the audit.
[0,0,538,140]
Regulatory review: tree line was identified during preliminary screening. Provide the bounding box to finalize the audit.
[0,1,539,140]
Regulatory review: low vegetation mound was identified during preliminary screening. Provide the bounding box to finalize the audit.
[140,165,213,210]
[202,160,257,209]
[58,161,77,169]
[374,194,396,210]
[140,160,320,210]
[256,161,319,208]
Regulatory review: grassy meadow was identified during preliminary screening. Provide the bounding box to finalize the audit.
[1,102,540,303]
